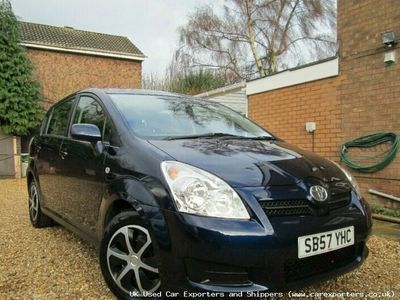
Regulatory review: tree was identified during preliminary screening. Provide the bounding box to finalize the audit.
[0,0,42,135]
[176,0,336,82]
[143,68,226,96]
[142,73,167,91]
[167,69,225,95]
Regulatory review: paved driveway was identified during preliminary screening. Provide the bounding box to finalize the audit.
[0,179,399,299]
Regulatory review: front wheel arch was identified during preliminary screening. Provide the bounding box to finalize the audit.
[103,199,135,230]
[97,177,170,242]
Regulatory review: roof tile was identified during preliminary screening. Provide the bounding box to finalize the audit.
[19,21,144,59]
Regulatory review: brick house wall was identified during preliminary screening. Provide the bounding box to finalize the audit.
[248,76,341,162]
[247,0,400,209]
[338,0,400,208]
[27,49,142,109]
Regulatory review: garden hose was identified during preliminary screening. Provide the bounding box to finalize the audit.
[340,132,399,173]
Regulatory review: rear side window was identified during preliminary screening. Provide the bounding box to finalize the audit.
[47,99,75,136]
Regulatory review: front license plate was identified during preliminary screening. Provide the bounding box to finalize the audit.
[298,226,354,259]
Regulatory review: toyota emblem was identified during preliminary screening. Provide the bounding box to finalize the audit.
[310,185,328,202]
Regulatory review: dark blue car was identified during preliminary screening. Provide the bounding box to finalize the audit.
[27,89,372,299]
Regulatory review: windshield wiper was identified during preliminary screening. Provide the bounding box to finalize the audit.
[164,133,275,141]
[243,136,276,140]
[164,133,240,140]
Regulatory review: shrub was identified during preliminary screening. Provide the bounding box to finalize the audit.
[0,0,42,135]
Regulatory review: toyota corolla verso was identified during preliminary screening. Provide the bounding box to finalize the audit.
[27,89,372,299]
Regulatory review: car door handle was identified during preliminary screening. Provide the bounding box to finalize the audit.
[59,150,68,159]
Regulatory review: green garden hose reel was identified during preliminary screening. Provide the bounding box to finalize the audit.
[340,132,399,173]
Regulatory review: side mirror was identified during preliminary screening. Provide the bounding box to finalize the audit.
[71,123,101,143]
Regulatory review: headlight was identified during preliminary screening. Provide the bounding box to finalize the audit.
[332,161,362,197]
[161,161,250,219]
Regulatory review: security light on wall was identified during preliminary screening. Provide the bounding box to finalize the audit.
[381,31,397,47]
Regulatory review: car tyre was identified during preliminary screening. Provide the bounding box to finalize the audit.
[28,180,54,228]
[100,211,161,300]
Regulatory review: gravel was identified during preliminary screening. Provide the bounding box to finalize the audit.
[0,179,113,300]
[0,179,399,299]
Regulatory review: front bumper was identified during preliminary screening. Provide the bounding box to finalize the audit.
[152,192,372,293]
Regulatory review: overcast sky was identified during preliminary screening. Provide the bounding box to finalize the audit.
[9,0,214,76]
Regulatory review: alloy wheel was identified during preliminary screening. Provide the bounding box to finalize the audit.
[29,184,39,221]
[106,225,160,296]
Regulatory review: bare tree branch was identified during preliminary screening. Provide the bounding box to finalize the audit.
[170,0,337,82]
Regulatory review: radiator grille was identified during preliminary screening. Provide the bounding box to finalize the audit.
[260,192,351,217]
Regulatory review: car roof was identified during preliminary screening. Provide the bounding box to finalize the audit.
[80,88,189,99]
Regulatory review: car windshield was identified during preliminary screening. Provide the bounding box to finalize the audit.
[109,94,272,140]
